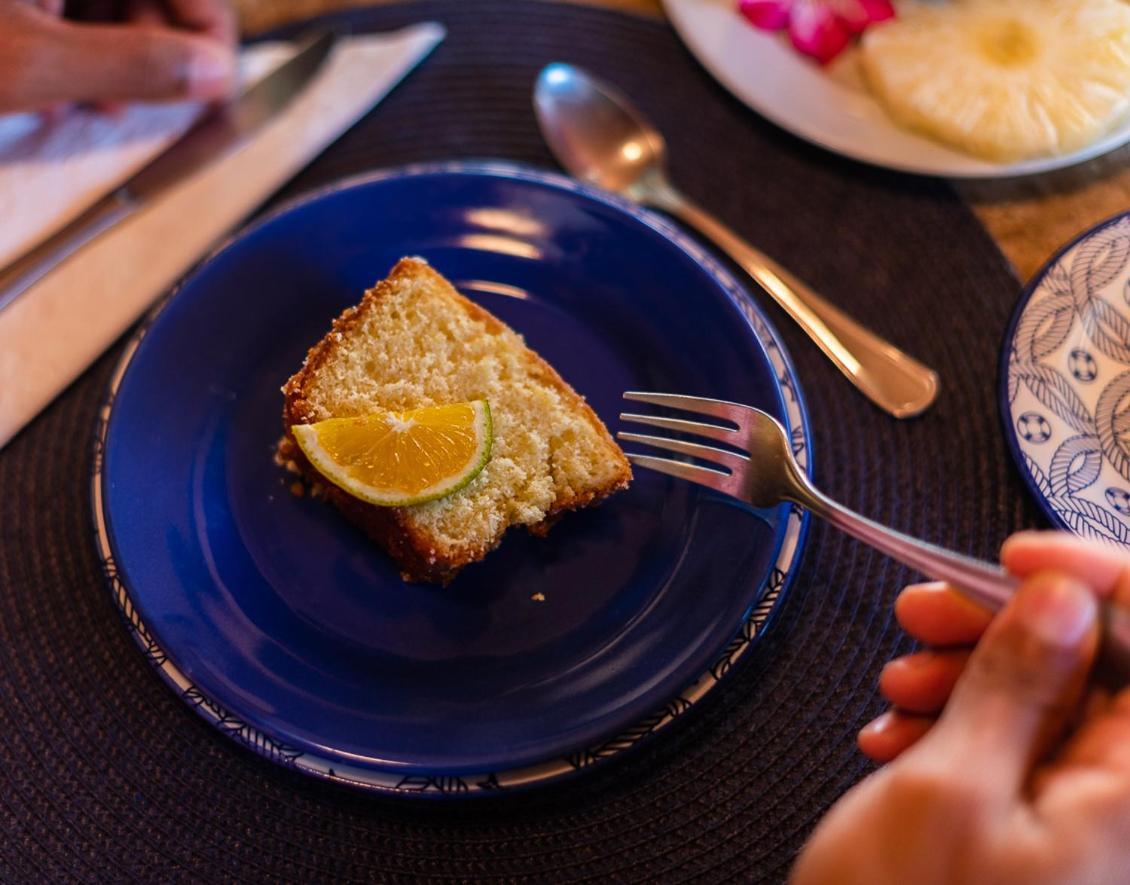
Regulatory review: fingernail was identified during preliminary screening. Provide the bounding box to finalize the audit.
[860,711,895,736]
[883,653,931,677]
[187,44,234,99]
[1016,575,1095,648]
[901,651,935,670]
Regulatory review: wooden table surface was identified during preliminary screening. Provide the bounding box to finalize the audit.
[233,0,1130,281]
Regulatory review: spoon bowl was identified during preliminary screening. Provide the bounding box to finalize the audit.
[534,63,666,194]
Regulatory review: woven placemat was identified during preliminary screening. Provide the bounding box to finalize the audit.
[0,1,1041,881]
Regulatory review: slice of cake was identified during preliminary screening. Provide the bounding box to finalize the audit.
[279,257,631,584]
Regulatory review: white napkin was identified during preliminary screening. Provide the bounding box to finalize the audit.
[0,23,445,448]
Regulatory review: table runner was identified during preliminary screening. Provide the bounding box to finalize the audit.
[0,2,1042,880]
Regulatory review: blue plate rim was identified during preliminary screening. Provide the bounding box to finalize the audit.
[998,208,1130,534]
[91,159,812,797]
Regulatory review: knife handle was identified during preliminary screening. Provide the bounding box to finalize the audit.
[0,187,136,315]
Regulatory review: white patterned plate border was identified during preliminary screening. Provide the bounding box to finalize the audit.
[91,160,812,796]
[1003,211,1130,547]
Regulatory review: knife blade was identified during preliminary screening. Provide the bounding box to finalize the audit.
[0,30,336,315]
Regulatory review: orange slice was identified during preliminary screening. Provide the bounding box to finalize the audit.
[292,401,492,507]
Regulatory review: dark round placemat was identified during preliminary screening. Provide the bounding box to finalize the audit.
[0,1,1041,881]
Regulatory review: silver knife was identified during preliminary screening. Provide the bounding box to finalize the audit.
[0,30,336,315]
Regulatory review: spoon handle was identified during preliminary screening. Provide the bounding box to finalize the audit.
[652,187,939,419]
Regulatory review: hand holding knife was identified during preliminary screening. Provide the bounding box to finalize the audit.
[0,22,444,448]
[0,30,336,316]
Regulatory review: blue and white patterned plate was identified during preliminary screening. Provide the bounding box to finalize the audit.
[93,161,811,796]
[1003,212,1130,545]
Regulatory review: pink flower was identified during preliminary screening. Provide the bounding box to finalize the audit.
[738,0,895,64]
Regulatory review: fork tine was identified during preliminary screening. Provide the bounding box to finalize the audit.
[622,391,751,429]
[619,412,740,447]
[625,453,737,495]
[617,432,748,472]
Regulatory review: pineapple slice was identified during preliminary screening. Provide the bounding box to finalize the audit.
[860,0,1130,162]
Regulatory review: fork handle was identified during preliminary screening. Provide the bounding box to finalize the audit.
[795,482,1130,684]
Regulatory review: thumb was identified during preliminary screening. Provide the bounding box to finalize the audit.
[917,572,1098,800]
[21,18,235,107]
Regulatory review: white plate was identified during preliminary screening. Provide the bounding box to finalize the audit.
[663,0,1130,178]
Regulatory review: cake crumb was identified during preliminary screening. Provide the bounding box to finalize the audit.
[290,481,305,498]
[531,592,546,602]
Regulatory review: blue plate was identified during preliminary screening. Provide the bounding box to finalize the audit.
[93,161,810,796]
[1002,211,1130,546]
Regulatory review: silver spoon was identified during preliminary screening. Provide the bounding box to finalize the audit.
[533,63,940,419]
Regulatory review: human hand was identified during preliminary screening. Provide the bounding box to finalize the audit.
[0,0,237,114]
[792,531,1130,884]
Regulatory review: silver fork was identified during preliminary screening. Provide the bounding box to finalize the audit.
[619,391,1130,682]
